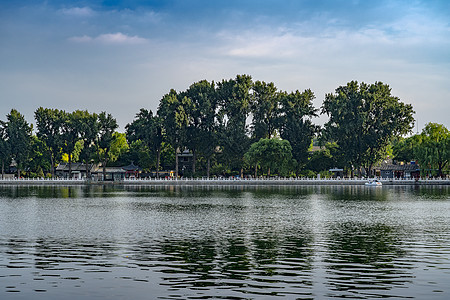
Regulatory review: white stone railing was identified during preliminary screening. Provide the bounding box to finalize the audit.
[122,176,448,181]
[0,176,448,184]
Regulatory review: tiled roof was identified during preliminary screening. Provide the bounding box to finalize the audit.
[377,164,420,171]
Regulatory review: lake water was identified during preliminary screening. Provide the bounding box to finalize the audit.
[0,185,449,299]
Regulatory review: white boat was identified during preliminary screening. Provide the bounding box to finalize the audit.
[365,179,382,186]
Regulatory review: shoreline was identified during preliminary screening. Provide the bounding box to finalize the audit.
[0,178,449,186]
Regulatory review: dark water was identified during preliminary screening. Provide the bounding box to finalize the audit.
[0,185,449,299]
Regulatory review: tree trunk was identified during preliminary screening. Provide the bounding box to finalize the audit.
[254,164,257,178]
[268,167,271,177]
[240,168,243,178]
[175,147,179,178]
[1,161,4,179]
[17,167,20,178]
[50,154,54,178]
[156,147,161,178]
[192,149,196,175]
[102,160,107,181]
[207,157,210,178]
[68,152,72,179]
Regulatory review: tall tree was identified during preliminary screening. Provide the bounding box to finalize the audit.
[78,111,99,178]
[216,74,253,176]
[61,110,83,178]
[184,80,217,176]
[251,81,279,140]
[34,107,64,177]
[321,81,415,175]
[126,109,163,177]
[279,89,318,174]
[158,89,190,177]
[96,111,118,180]
[26,135,51,177]
[0,120,11,179]
[5,109,32,177]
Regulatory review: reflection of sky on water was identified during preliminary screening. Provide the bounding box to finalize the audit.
[0,185,449,299]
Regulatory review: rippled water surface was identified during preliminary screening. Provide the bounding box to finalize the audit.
[0,185,449,299]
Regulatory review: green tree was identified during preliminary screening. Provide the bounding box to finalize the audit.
[109,132,129,163]
[96,112,119,180]
[216,74,253,176]
[279,89,318,174]
[392,136,420,163]
[307,142,343,173]
[0,120,11,178]
[244,138,293,177]
[158,89,190,177]
[415,123,449,177]
[119,139,152,170]
[251,81,279,140]
[78,111,99,178]
[34,107,65,177]
[126,109,163,176]
[5,109,32,177]
[26,135,51,177]
[61,110,84,178]
[321,81,415,175]
[183,80,218,176]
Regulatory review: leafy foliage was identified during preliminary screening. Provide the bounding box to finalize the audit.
[5,109,32,177]
[245,138,293,176]
[322,81,415,173]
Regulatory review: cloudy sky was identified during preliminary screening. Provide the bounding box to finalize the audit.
[1,0,449,131]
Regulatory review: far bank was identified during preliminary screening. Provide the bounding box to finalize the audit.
[0,178,449,186]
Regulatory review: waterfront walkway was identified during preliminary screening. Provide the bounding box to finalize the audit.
[0,177,449,185]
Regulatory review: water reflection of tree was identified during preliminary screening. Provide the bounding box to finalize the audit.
[411,185,450,199]
[320,185,389,201]
[160,238,217,280]
[32,238,120,270]
[325,222,413,298]
[143,230,314,297]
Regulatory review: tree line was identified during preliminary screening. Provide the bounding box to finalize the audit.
[0,75,447,179]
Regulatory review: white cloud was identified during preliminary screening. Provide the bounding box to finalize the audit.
[69,32,148,45]
[97,33,148,44]
[68,35,93,43]
[60,7,96,17]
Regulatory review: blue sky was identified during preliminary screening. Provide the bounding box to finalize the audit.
[1,0,449,131]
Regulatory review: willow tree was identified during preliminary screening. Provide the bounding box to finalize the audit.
[415,123,449,177]
[244,138,293,177]
[322,81,414,175]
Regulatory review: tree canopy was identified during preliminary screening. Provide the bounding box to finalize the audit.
[2,76,439,179]
[395,123,450,177]
[321,81,415,174]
